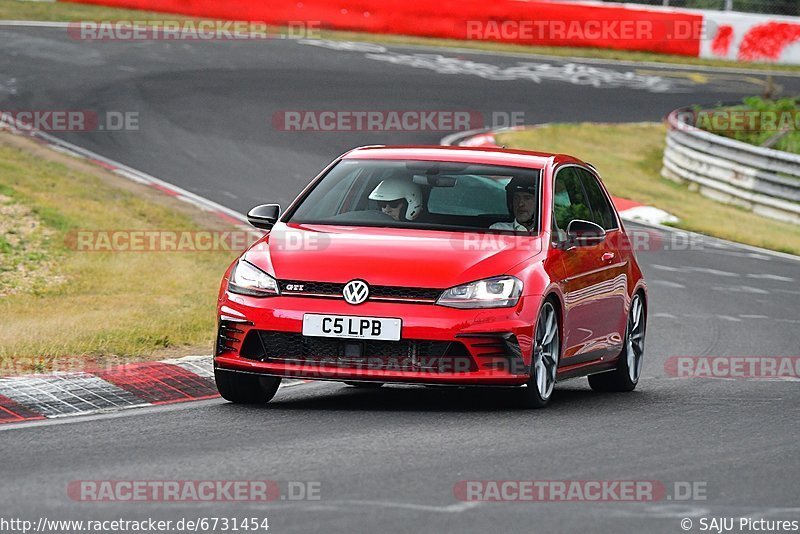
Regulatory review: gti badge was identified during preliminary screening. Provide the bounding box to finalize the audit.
[343,280,369,305]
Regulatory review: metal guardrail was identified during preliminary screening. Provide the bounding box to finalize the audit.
[661,108,800,225]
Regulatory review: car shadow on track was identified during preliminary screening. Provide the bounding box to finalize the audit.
[224,382,659,414]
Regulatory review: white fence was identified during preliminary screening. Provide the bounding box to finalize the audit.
[662,109,800,225]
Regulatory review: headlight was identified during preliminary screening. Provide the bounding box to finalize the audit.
[227,260,279,297]
[436,276,523,309]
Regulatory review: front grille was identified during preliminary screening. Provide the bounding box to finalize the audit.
[240,330,475,373]
[371,285,441,300]
[279,280,442,302]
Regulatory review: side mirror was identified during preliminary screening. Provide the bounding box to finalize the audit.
[566,219,606,246]
[247,204,281,230]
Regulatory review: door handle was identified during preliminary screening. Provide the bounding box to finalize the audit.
[601,252,615,263]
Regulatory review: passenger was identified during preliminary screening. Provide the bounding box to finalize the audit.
[552,179,571,241]
[368,178,424,221]
[490,176,537,233]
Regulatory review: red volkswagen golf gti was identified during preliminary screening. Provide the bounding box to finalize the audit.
[214,146,647,408]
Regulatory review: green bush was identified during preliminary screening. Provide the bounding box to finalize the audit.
[695,96,800,155]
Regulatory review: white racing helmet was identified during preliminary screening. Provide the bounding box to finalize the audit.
[368,177,423,220]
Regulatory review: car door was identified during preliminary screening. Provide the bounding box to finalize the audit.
[550,166,623,366]
[576,167,628,354]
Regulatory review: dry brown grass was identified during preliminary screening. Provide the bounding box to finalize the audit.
[0,132,244,374]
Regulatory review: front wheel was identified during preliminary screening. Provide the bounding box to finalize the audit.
[215,369,281,404]
[588,293,646,392]
[516,301,560,409]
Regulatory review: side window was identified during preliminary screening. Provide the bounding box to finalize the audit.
[553,167,592,237]
[578,169,618,231]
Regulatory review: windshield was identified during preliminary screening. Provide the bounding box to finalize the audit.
[287,159,542,233]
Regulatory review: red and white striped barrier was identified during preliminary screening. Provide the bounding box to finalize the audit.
[61,0,800,65]
[0,356,218,424]
[702,11,800,64]
[0,355,309,424]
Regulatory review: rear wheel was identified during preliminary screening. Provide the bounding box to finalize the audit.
[215,369,281,404]
[588,293,646,392]
[516,301,560,409]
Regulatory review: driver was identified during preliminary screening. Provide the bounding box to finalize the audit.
[490,176,537,233]
[368,177,424,221]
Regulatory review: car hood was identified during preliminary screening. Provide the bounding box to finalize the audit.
[244,223,542,288]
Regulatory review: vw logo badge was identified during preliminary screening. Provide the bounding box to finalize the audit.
[343,280,369,305]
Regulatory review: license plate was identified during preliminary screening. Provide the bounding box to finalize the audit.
[302,314,402,341]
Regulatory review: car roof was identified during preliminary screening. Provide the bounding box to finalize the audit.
[342,145,586,170]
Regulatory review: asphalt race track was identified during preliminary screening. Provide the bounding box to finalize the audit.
[1,25,799,533]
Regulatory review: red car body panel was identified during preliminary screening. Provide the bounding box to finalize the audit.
[247,225,543,290]
[215,146,647,386]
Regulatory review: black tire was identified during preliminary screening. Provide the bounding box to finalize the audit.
[516,381,550,409]
[343,381,384,388]
[516,300,560,409]
[215,369,281,404]
[588,293,646,392]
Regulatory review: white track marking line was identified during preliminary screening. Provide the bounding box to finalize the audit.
[0,21,69,28]
[325,499,482,513]
[651,264,681,272]
[746,273,795,282]
[682,267,740,277]
[622,218,800,263]
[0,25,796,262]
[650,280,686,288]
[715,315,742,322]
[3,118,248,224]
[298,36,800,77]
[711,285,770,295]
[0,397,225,431]
[4,21,800,77]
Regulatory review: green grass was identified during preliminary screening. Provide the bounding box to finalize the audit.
[1,0,799,72]
[694,96,800,155]
[496,123,800,255]
[0,0,190,21]
[0,133,242,373]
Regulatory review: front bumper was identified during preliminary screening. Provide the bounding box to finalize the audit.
[214,292,539,386]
